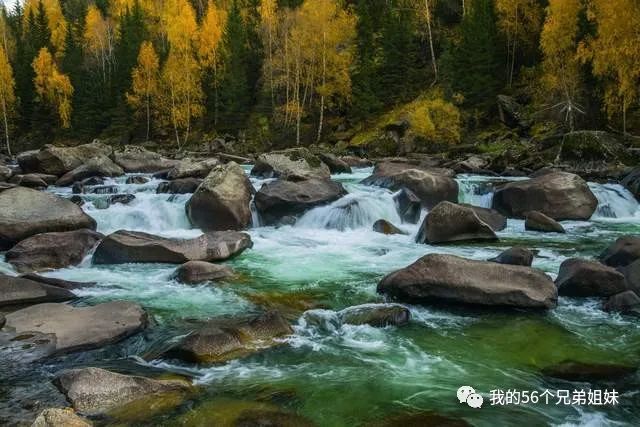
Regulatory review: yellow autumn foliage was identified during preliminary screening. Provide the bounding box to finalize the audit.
[24,0,67,55]
[32,47,73,128]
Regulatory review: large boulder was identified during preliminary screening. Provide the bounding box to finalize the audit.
[185,162,253,231]
[361,162,458,209]
[165,311,292,363]
[17,142,113,176]
[599,236,640,268]
[173,261,235,284]
[31,408,92,427]
[393,188,421,224]
[0,273,75,307]
[461,204,507,231]
[621,259,640,294]
[416,201,498,244]
[166,158,220,180]
[156,178,202,194]
[9,173,54,189]
[621,167,640,201]
[5,229,104,273]
[54,368,191,416]
[524,211,565,233]
[555,259,627,297]
[318,153,352,174]
[55,156,124,186]
[340,156,372,168]
[603,290,640,314]
[378,254,557,309]
[337,303,410,327]
[251,148,330,180]
[111,146,178,173]
[489,247,534,267]
[0,187,96,250]
[93,230,252,264]
[255,178,347,225]
[2,301,147,355]
[492,172,597,220]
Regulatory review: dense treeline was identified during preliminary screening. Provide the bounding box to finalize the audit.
[0,0,639,155]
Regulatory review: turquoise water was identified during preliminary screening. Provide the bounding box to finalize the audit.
[1,168,639,426]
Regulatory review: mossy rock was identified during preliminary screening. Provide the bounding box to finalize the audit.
[558,130,626,163]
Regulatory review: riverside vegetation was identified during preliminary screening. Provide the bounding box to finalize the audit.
[1,0,640,426]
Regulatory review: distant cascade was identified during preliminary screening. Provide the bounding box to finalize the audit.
[589,183,639,219]
[456,178,495,208]
[296,185,402,230]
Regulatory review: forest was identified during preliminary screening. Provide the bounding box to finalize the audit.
[0,0,639,156]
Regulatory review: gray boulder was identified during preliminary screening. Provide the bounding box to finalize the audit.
[0,273,75,307]
[255,178,347,225]
[492,172,597,220]
[3,301,147,355]
[251,148,330,180]
[318,153,352,174]
[55,156,124,186]
[525,211,565,233]
[31,408,92,427]
[416,201,497,244]
[461,204,507,231]
[166,157,220,179]
[156,178,202,194]
[93,230,252,264]
[361,162,458,209]
[603,291,640,314]
[0,187,96,250]
[0,164,11,181]
[17,142,113,176]
[173,261,235,284]
[6,229,103,273]
[125,176,149,185]
[555,259,627,297]
[54,367,190,416]
[378,254,557,309]
[489,247,534,266]
[165,311,292,363]
[9,173,54,189]
[186,162,253,231]
[111,146,178,173]
[599,236,640,268]
[338,303,410,327]
[393,188,421,224]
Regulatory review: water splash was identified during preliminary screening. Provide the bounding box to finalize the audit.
[589,182,639,219]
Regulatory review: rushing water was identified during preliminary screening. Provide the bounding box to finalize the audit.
[1,168,639,426]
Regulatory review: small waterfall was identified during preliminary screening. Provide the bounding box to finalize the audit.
[456,177,495,208]
[250,198,262,227]
[589,183,639,219]
[296,186,402,230]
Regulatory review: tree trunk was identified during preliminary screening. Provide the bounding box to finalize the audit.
[316,32,326,144]
[425,0,438,85]
[1,96,9,157]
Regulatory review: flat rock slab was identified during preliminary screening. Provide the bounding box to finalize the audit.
[173,261,235,284]
[92,230,253,264]
[31,408,92,427]
[3,301,147,355]
[55,367,191,416]
[6,229,103,273]
[0,274,75,307]
[0,187,97,250]
[378,254,557,309]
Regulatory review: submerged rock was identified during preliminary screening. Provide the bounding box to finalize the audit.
[55,156,124,186]
[251,148,330,180]
[489,247,534,267]
[111,146,178,173]
[0,273,75,307]
[599,236,640,268]
[54,367,190,416]
[541,361,637,382]
[361,162,458,209]
[93,230,252,264]
[186,162,253,231]
[125,175,149,185]
[416,201,497,244]
[17,142,113,176]
[393,187,421,224]
[255,178,347,225]
[3,301,147,355]
[108,194,136,205]
[5,229,103,273]
[603,290,640,315]
[337,303,410,327]
[31,408,92,427]
[372,219,407,235]
[0,187,96,250]
[492,172,597,220]
[173,261,235,284]
[157,178,202,194]
[555,259,626,297]
[318,152,352,174]
[524,211,565,233]
[378,254,557,309]
[165,311,293,364]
